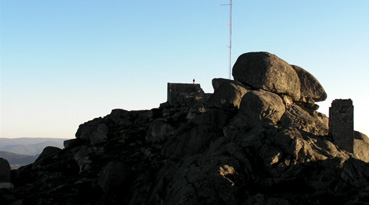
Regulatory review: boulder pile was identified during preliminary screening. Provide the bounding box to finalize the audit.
[1,52,368,204]
[232,52,326,108]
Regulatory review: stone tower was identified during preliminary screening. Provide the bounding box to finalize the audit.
[329,99,354,153]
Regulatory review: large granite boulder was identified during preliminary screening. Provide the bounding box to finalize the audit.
[291,65,327,103]
[354,131,369,163]
[207,78,249,110]
[238,89,286,125]
[225,89,286,132]
[355,131,369,143]
[232,52,301,101]
[211,78,244,90]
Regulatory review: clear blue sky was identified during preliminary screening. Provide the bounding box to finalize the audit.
[1,0,368,139]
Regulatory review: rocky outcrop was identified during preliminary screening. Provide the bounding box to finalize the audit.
[281,104,329,136]
[1,52,368,204]
[233,52,301,101]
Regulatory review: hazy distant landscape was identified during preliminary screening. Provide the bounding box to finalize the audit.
[0,138,67,169]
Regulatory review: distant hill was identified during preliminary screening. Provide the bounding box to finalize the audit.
[0,138,68,156]
[0,151,38,169]
[0,138,69,169]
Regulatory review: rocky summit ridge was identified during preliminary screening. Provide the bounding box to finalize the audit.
[1,52,369,204]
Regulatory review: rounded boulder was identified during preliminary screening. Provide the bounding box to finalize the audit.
[239,89,286,124]
[207,78,249,110]
[291,65,327,103]
[232,52,301,101]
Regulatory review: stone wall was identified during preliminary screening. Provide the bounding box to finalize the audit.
[167,83,202,104]
[329,99,354,153]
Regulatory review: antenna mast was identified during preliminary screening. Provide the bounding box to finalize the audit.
[229,0,232,79]
[220,0,233,79]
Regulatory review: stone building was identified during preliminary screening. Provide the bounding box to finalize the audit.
[167,83,203,104]
[329,99,354,153]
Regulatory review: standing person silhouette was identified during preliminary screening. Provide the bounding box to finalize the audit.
[193,79,195,84]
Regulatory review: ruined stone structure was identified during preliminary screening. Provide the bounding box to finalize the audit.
[329,99,354,153]
[167,83,202,104]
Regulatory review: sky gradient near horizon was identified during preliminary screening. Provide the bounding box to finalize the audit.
[1,0,369,139]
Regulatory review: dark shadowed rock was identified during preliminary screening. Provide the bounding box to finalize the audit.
[207,78,249,110]
[291,65,327,103]
[73,145,97,173]
[63,139,79,149]
[232,52,301,101]
[165,156,241,204]
[0,158,12,189]
[162,125,221,159]
[90,124,109,145]
[36,146,61,161]
[0,158,11,182]
[193,108,234,129]
[108,109,132,126]
[98,161,131,193]
[76,117,109,145]
[244,193,290,205]
[32,146,62,169]
[146,119,173,143]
